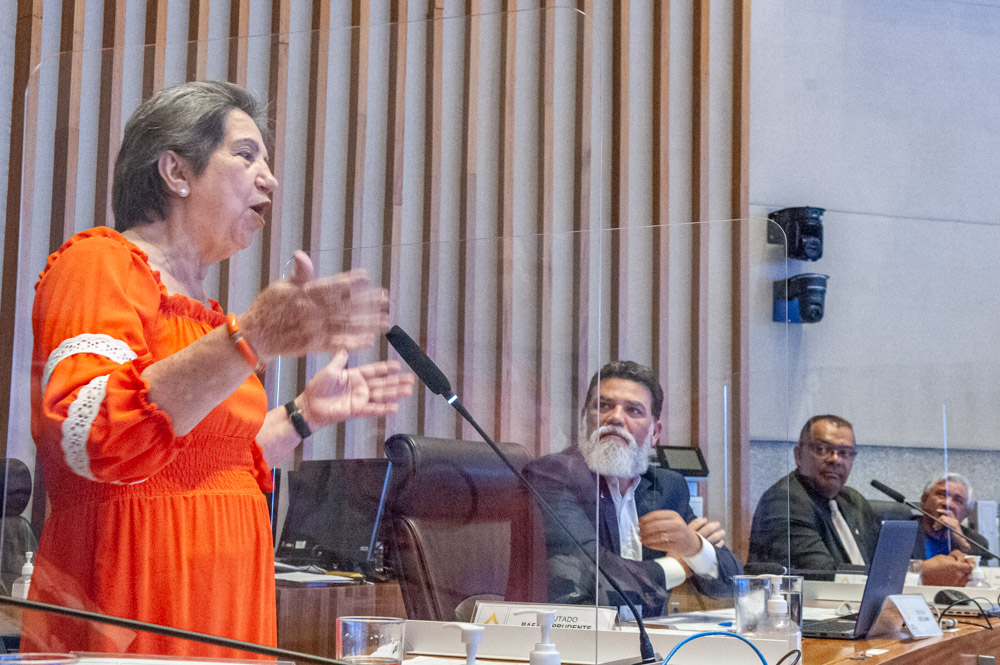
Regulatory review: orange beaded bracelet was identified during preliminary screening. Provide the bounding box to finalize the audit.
[226,313,265,374]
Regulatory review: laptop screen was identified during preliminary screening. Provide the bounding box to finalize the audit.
[277,458,392,574]
[853,519,920,636]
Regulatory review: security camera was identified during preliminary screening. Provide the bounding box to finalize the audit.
[766,206,825,261]
[773,273,828,324]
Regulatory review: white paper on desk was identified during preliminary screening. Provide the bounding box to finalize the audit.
[405,657,509,665]
[641,610,735,633]
[275,571,354,584]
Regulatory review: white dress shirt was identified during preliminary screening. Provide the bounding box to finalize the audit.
[605,476,720,589]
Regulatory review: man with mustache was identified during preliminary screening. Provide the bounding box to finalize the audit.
[910,473,989,585]
[747,415,880,577]
[523,361,742,617]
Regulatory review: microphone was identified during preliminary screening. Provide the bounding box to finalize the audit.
[870,480,905,504]
[870,479,999,561]
[385,326,454,398]
[386,327,658,665]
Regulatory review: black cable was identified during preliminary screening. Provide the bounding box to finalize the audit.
[774,649,802,665]
[0,596,348,664]
[938,597,994,630]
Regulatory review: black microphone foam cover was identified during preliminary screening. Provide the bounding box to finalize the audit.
[743,561,788,576]
[385,326,453,397]
[871,479,906,503]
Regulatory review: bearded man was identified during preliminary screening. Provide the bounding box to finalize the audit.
[522,361,742,617]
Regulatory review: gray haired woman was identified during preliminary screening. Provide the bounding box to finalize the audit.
[26,81,413,657]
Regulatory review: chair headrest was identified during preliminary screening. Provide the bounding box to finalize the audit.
[385,434,532,520]
[0,459,32,517]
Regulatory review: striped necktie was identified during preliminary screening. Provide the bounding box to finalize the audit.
[829,499,866,565]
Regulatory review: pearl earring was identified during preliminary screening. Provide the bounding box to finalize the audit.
[179,187,189,197]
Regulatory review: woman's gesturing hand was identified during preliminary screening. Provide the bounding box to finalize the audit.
[240,251,390,361]
[297,349,416,428]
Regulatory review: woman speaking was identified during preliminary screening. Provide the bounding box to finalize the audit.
[26,81,413,656]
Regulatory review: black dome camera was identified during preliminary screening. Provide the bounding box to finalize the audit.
[767,206,825,261]
[773,273,828,324]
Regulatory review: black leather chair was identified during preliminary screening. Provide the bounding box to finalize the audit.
[383,434,547,621]
[869,499,917,523]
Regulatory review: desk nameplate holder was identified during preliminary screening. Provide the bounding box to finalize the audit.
[471,601,618,631]
[404,620,794,665]
[882,594,942,638]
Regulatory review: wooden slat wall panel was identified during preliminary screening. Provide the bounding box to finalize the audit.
[187,0,211,80]
[421,1,443,435]
[142,0,168,98]
[260,0,290,407]
[690,0,711,453]
[49,0,86,252]
[0,0,753,541]
[573,0,593,440]
[610,0,626,361]
[652,0,670,431]
[0,0,43,458]
[93,0,126,230]
[537,4,554,451]
[497,2,516,443]
[730,0,752,558]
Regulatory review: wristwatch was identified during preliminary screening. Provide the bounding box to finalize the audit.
[284,400,313,440]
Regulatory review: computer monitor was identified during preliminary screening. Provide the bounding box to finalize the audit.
[276,458,392,575]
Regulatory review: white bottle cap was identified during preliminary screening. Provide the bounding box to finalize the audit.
[513,610,560,665]
[767,595,788,615]
[443,622,484,665]
[21,551,33,576]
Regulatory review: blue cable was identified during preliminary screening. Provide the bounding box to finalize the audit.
[661,630,769,664]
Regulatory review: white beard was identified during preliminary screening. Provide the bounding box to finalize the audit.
[580,421,653,478]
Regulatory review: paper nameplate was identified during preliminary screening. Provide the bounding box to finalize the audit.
[887,594,942,638]
[472,601,618,631]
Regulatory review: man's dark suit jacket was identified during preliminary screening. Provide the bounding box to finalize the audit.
[522,447,742,617]
[748,469,880,578]
[911,515,992,561]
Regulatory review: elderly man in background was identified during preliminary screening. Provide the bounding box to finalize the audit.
[912,473,989,586]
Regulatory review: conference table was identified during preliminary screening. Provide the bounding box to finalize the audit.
[272,583,1000,664]
[800,622,1000,664]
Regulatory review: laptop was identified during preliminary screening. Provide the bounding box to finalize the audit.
[276,458,392,576]
[801,520,919,639]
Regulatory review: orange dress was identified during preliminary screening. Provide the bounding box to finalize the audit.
[25,227,276,657]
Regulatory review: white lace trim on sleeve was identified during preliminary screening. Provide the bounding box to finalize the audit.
[60,374,107,480]
[42,333,138,393]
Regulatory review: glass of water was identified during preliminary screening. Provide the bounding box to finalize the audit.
[734,575,772,635]
[336,616,406,665]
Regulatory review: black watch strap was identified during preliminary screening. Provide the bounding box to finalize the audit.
[284,400,313,440]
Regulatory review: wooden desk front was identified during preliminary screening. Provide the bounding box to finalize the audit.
[275,581,406,657]
[803,622,1000,664]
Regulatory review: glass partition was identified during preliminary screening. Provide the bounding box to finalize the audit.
[5,0,1000,663]
[277,213,788,660]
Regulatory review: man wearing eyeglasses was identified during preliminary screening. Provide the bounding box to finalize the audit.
[747,414,880,577]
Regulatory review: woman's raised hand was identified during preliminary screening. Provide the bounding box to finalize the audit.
[297,349,416,428]
[240,251,390,361]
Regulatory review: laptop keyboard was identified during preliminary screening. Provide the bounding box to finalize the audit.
[803,617,858,633]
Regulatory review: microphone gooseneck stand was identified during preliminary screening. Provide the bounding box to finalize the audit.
[0,596,346,664]
[386,326,659,665]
